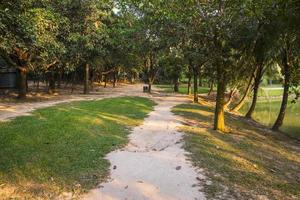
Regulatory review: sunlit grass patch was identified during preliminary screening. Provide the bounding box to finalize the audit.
[0,96,155,199]
[173,103,300,200]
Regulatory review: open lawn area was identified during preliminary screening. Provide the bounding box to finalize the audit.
[0,96,155,199]
[157,84,284,98]
[173,103,300,200]
[156,84,211,94]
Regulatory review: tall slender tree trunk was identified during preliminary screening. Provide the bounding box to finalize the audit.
[148,76,155,93]
[174,77,179,92]
[231,74,254,112]
[36,77,40,92]
[187,75,192,95]
[57,69,63,89]
[199,73,203,87]
[272,52,291,131]
[48,68,56,94]
[18,67,27,99]
[84,63,89,94]
[208,80,214,96]
[214,75,226,131]
[113,71,117,88]
[71,71,76,94]
[104,75,107,88]
[193,67,198,103]
[148,83,152,93]
[245,63,264,119]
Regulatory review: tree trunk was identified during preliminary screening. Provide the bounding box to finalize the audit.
[18,67,27,99]
[104,75,107,88]
[148,83,152,93]
[193,67,198,103]
[245,63,264,119]
[71,71,76,94]
[199,73,203,87]
[36,77,40,92]
[174,77,179,92]
[48,68,56,94]
[224,88,236,110]
[272,53,291,131]
[231,74,254,112]
[113,71,117,88]
[187,76,192,95]
[214,77,226,131]
[84,63,89,94]
[208,80,214,96]
[57,70,63,89]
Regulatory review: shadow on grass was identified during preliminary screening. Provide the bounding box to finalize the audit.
[173,103,300,200]
[0,96,156,198]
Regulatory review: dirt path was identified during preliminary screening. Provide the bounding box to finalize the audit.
[84,95,206,200]
[0,84,146,121]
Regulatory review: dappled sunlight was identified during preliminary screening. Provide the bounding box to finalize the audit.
[76,116,104,126]
[174,103,300,199]
[0,105,17,112]
[175,107,213,117]
[97,112,142,126]
[87,178,174,200]
[0,97,155,198]
[181,126,267,176]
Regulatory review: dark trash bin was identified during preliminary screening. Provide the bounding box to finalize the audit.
[143,85,149,92]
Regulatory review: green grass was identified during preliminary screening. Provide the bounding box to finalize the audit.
[156,84,211,94]
[0,96,155,198]
[240,99,300,139]
[258,87,284,97]
[173,103,300,200]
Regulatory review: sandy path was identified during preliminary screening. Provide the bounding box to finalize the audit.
[0,84,145,121]
[84,95,206,200]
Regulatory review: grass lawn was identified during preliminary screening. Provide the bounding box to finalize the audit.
[156,84,211,94]
[258,87,283,97]
[173,103,300,200]
[0,96,155,198]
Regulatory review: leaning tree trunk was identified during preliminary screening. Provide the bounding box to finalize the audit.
[231,74,254,112]
[214,75,226,132]
[193,67,199,103]
[245,63,264,119]
[18,67,28,99]
[84,63,90,94]
[224,88,236,110]
[272,55,291,131]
